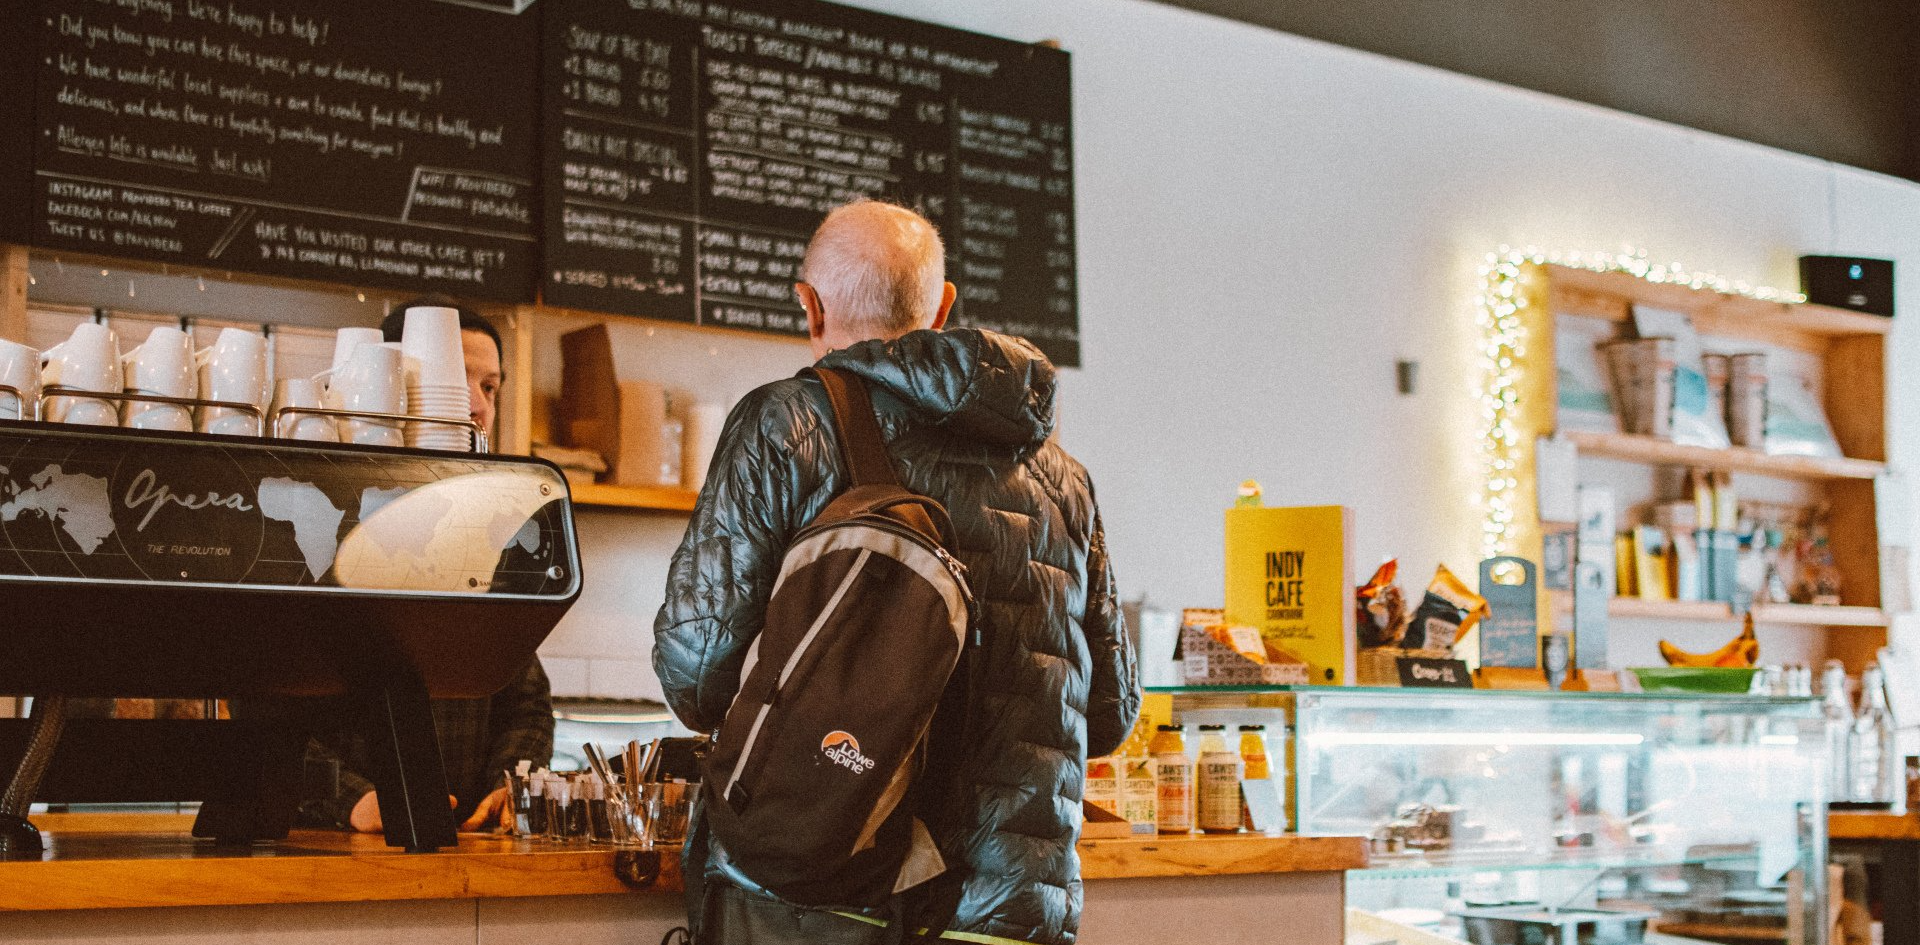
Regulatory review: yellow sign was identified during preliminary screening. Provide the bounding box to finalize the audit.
[1224,505,1353,685]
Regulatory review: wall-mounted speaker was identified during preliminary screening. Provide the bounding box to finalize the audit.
[1799,255,1893,316]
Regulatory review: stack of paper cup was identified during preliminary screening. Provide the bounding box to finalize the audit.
[1604,337,1675,438]
[1728,353,1767,448]
[399,306,472,451]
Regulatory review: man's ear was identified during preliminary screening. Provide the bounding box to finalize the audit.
[931,282,956,330]
[797,282,826,341]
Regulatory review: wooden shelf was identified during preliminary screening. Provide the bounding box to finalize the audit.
[1544,264,1890,350]
[1529,261,1892,672]
[1830,811,1920,841]
[568,482,699,512]
[1564,430,1885,481]
[1552,593,1888,627]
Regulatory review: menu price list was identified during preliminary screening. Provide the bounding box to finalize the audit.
[30,0,540,300]
[543,0,1079,365]
[0,3,33,246]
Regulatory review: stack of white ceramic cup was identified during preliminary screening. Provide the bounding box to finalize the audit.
[0,339,42,422]
[321,328,404,448]
[120,326,196,431]
[195,327,269,436]
[40,322,123,426]
[270,377,337,442]
[398,306,472,452]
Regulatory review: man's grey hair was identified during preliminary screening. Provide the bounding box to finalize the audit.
[799,199,946,338]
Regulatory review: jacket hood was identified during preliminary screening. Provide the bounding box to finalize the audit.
[817,328,1057,449]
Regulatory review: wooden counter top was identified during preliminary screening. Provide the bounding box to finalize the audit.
[1079,832,1369,879]
[0,815,647,911]
[0,815,1366,911]
[1829,811,1920,841]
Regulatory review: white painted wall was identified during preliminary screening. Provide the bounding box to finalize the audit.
[526,0,1920,700]
[26,0,1920,699]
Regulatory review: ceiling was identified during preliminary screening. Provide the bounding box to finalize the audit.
[1150,0,1919,181]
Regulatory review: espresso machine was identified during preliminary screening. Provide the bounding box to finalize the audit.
[0,419,581,854]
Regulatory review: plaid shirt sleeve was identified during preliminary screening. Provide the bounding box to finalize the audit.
[298,658,554,829]
[300,734,378,830]
[482,657,554,792]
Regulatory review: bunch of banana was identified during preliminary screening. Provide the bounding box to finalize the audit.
[1658,614,1760,668]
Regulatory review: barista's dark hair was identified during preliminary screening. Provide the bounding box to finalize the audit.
[380,295,503,361]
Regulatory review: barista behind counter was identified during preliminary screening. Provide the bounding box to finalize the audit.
[299,300,554,833]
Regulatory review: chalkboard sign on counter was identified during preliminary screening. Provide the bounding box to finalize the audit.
[542,0,1080,366]
[30,0,540,301]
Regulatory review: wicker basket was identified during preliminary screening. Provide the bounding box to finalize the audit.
[1357,647,1456,686]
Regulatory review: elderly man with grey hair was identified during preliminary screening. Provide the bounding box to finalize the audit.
[653,198,1138,945]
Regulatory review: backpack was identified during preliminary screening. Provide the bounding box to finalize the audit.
[700,367,978,914]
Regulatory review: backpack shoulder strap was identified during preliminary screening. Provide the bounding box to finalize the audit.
[811,367,898,488]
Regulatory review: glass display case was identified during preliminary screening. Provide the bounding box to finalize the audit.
[1156,686,1828,945]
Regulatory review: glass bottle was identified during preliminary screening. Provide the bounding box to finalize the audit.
[1150,724,1193,834]
[1085,755,1120,817]
[1196,725,1242,833]
[1821,660,1854,803]
[1120,733,1158,833]
[1852,662,1899,806]
[1238,724,1271,781]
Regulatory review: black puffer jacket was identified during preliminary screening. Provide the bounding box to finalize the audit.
[653,328,1138,945]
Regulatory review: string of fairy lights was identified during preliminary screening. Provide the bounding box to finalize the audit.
[1476,247,1807,560]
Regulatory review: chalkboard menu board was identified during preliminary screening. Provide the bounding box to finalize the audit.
[0,3,34,247]
[30,0,540,301]
[542,0,1080,365]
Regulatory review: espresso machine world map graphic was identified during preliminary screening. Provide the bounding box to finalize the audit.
[0,431,572,596]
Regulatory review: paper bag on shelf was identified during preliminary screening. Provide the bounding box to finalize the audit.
[559,324,681,487]
[559,324,619,477]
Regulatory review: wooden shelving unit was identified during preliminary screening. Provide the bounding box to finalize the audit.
[1549,592,1889,628]
[1545,265,1891,347]
[568,482,699,513]
[1517,260,1894,670]
[1563,431,1885,481]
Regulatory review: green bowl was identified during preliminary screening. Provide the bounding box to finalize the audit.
[1630,667,1760,694]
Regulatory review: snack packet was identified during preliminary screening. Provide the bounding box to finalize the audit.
[1207,622,1270,664]
[1402,564,1489,651]
[1355,559,1409,649]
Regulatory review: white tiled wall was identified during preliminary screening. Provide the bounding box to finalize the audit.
[535,508,707,702]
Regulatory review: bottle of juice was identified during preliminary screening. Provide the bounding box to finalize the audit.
[1238,724,1271,780]
[1196,725,1243,833]
[1085,755,1120,816]
[1151,724,1192,834]
[1238,724,1271,831]
[1120,753,1158,833]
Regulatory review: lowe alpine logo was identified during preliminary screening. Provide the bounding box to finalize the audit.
[820,730,876,773]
